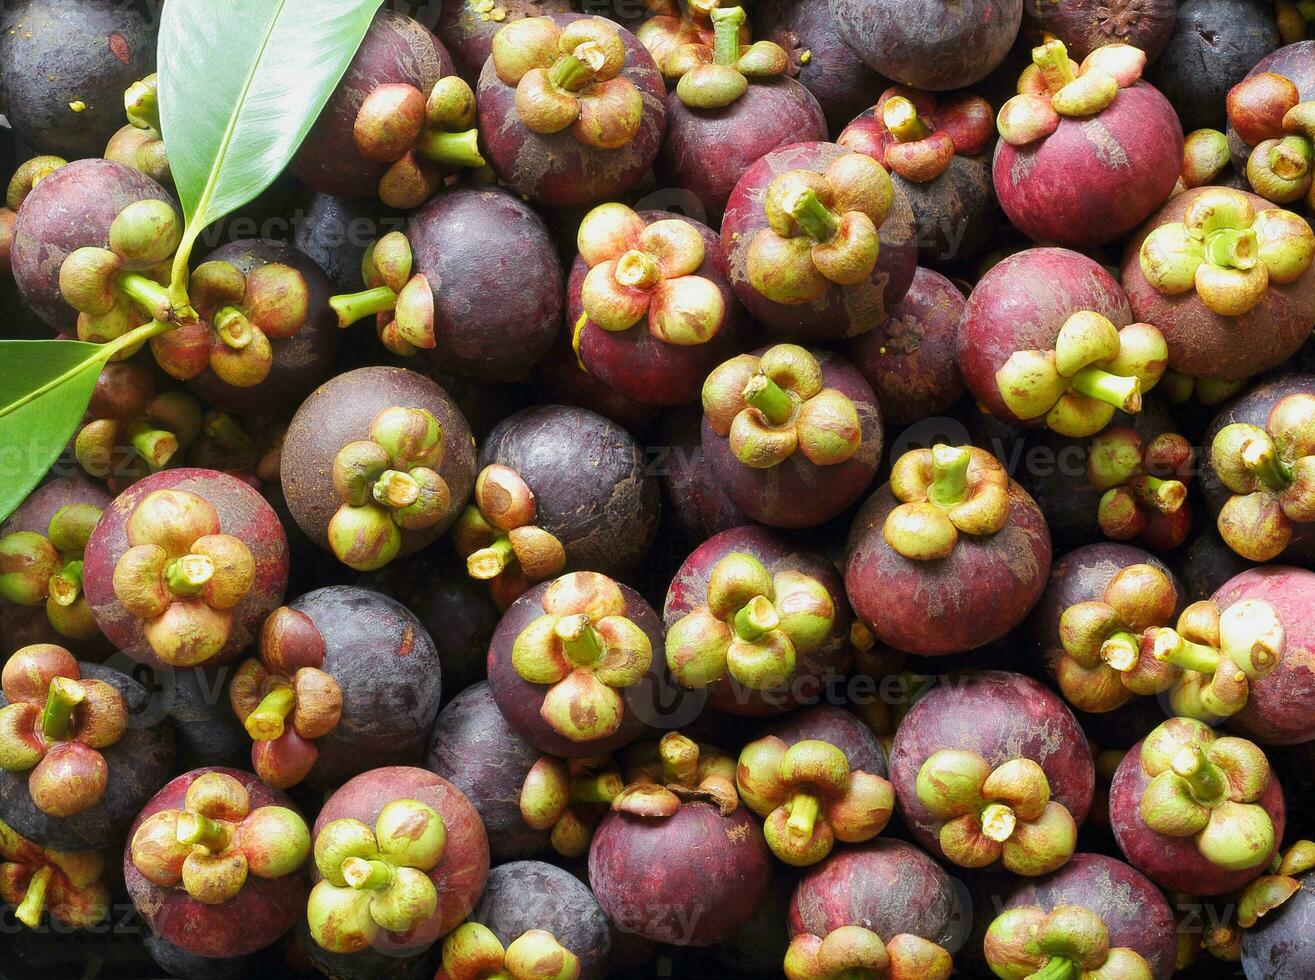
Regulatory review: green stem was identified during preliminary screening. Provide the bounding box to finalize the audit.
[214,306,252,349]
[125,420,178,469]
[41,676,85,740]
[883,96,932,142]
[1131,474,1187,513]
[786,187,839,243]
[1172,745,1226,803]
[660,732,700,785]
[1242,438,1293,491]
[571,772,623,804]
[742,374,794,425]
[467,536,513,580]
[615,250,662,290]
[373,469,421,509]
[786,791,821,837]
[416,128,485,168]
[165,554,214,596]
[342,856,393,890]
[330,286,398,328]
[710,6,746,66]
[1032,39,1075,92]
[980,802,1017,843]
[548,52,596,92]
[117,272,174,320]
[556,615,603,666]
[176,811,231,851]
[733,595,779,641]
[47,560,84,607]
[1205,228,1258,270]
[1069,367,1141,412]
[1027,957,1079,980]
[1154,630,1221,674]
[14,864,53,929]
[1100,631,1141,672]
[203,411,256,455]
[928,444,971,507]
[244,685,296,741]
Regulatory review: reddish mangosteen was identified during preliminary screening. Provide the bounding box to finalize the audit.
[1238,840,1315,978]
[762,702,889,777]
[0,644,174,851]
[476,14,667,208]
[306,766,489,956]
[658,405,749,544]
[229,586,442,791]
[0,475,114,658]
[281,366,476,572]
[845,266,965,425]
[330,185,562,382]
[700,344,882,528]
[1022,0,1175,64]
[1121,186,1315,381]
[1028,542,1186,714]
[720,140,917,341]
[453,404,659,607]
[71,356,203,494]
[889,670,1094,874]
[438,0,573,83]
[839,86,997,266]
[994,41,1182,247]
[0,815,109,932]
[756,0,887,133]
[536,333,664,435]
[784,838,964,980]
[1108,717,1285,895]
[958,247,1166,438]
[1223,72,1315,208]
[829,0,1021,91]
[663,524,853,715]
[588,733,772,946]
[1201,373,1315,563]
[487,571,665,758]
[845,445,1052,656]
[81,468,288,668]
[987,853,1177,980]
[567,203,744,406]
[124,768,311,958]
[291,9,483,206]
[167,240,340,417]
[655,7,827,220]
[440,859,612,980]
[9,158,176,335]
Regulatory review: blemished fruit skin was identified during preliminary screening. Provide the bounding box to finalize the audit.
[1242,867,1315,979]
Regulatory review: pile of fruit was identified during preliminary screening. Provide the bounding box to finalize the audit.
[3,0,1315,977]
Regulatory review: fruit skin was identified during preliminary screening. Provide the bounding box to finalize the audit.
[1001,853,1178,980]
[1122,189,1315,382]
[568,210,743,407]
[659,77,828,221]
[721,140,918,341]
[281,366,476,557]
[536,335,663,436]
[888,670,1095,858]
[478,405,660,580]
[0,0,156,159]
[437,0,573,83]
[291,8,454,198]
[844,466,1052,656]
[143,930,252,980]
[762,702,888,776]
[0,475,115,659]
[658,406,749,545]
[1177,529,1255,603]
[1241,866,1315,979]
[470,860,612,980]
[487,577,665,757]
[1226,39,1315,166]
[663,525,854,716]
[1212,566,1315,745]
[1022,0,1176,64]
[167,664,251,772]
[9,158,174,332]
[757,0,888,133]
[588,799,772,946]
[701,348,883,529]
[277,586,444,789]
[123,767,309,959]
[1108,729,1285,895]
[846,266,965,426]
[297,918,436,980]
[424,681,550,862]
[958,247,1133,425]
[0,658,174,851]
[311,766,490,952]
[1149,0,1280,134]
[787,838,964,948]
[476,13,668,208]
[1200,374,1315,564]
[82,468,289,668]
[828,0,1021,90]
[189,239,341,416]
[994,82,1182,249]
[409,185,563,383]
[292,191,405,294]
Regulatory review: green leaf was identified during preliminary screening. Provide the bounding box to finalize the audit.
[157,0,382,286]
[0,341,110,521]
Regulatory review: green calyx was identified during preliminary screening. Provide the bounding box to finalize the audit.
[0,504,101,639]
[985,904,1154,980]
